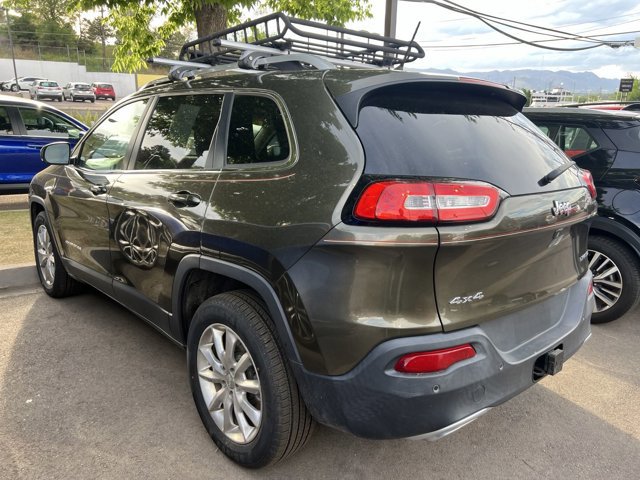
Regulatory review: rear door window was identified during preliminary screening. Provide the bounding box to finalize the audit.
[226,95,290,165]
[549,125,599,158]
[134,94,223,170]
[0,107,14,135]
[18,108,79,138]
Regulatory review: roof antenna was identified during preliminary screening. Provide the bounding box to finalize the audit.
[398,21,421,70]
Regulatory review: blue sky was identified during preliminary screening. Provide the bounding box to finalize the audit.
[347,0,640,78]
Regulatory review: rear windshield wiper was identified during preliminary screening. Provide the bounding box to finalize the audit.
[538,161,576,187]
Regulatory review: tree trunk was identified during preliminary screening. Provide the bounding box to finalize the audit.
[194,3,227,54]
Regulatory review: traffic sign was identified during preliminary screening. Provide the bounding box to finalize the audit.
[620,78,634,92]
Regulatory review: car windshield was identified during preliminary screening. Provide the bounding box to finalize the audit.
[40,82,58,87]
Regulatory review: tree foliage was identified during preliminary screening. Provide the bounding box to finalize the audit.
[628,77,640,102]
[74,0,371,72]
[7,0,77,24]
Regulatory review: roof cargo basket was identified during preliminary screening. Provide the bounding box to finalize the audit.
[177,12,425,69]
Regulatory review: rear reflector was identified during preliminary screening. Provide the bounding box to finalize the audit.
[354,180,500,224]
[395,344,476,374]
[580,169,597,199]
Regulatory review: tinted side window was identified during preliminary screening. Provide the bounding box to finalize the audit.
[78,100,147,171]
[135,94,222,170]
[533,123,600,158]
[603,125,640,153]
[18,108,79,138]
[226,95,290,165]
[554,125,598,158]
[0,107,13,135]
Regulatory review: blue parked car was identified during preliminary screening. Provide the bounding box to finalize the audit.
[0,94,87,193]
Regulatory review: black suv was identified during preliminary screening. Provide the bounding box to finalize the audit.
[525,107,640,323]
[29,14,596,468]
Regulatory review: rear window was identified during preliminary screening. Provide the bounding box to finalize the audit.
[97,84,113,89]
[356,87,578,195]
[40,81,58,87]
[74,84,92,90]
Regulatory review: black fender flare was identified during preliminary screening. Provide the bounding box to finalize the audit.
[589,216,640,258]
[170,254,303,366]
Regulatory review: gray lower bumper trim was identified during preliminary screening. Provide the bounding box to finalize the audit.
[408,407,492,441]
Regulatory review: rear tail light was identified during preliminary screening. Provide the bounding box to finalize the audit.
[587,278,594,297]
[580,169,597,199]
[354,180,500,224]
[395,344,476,374]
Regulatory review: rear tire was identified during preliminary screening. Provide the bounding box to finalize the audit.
[588,235,640,323]
[187,290,314,468]
[33,212,81,298]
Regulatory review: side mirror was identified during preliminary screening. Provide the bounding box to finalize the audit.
[41,142,71,165]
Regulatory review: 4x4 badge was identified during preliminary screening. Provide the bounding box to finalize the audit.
[552,200,573,217]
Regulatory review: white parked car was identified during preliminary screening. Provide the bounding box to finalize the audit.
[29,80,63,102]
[2,76,47,92]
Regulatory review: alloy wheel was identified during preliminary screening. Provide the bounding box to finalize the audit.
[36,224,55,287]
[588,249,623,313]
[197,323,262,444]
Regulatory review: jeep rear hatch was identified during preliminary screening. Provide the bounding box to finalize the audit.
[338,77,596,332]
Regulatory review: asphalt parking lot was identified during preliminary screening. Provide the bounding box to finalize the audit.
[0,284,638,480]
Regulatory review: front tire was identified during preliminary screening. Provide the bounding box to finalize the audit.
[11,84,19,92]
[187,291,314,468]
[588,235,640,323]
[33,212,81,298]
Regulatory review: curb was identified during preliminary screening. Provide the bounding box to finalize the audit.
[0,263,38,291]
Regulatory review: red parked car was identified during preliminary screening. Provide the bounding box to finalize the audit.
[91,82,116,101]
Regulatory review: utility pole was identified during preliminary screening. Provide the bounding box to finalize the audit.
[384,0,398,37]
[100,6,107,71]
[2,7,19,88]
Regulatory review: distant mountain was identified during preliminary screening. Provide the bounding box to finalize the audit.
[410,68,621,93]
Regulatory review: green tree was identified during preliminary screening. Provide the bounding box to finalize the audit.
[74,0,371,72]
[0,10,40,46]
[521,88,532,107]
[81,9,114,68]
[6,0,79,49]
[628,77,640,102]
[8,0,77,24]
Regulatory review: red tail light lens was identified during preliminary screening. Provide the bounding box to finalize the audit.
[580,169,596,199]
[395,344,476,374]
[587,278,594,297]
[354,181,500,224]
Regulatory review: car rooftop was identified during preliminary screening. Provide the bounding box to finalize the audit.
[525,106,640,120]
[0,93,62,108]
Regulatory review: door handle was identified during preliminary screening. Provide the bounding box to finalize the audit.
[168,191,201,207]
[26,144,42,149]
[90,184,108,195]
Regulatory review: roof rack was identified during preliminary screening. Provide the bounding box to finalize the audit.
[177,12,425,69]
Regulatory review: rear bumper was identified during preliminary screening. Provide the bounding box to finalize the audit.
[293,274,593,439]
[70,93,95,99]
[35,92,62,99]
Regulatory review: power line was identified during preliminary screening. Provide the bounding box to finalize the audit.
[411,0,637,51]
[419,30,640,50]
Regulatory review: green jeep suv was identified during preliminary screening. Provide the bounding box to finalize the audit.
[30,14,596,468]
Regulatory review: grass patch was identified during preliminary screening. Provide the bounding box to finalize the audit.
[0,210,34,266]
[59,109,105,127]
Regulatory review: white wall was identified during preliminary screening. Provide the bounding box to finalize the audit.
[0,58,138,98]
